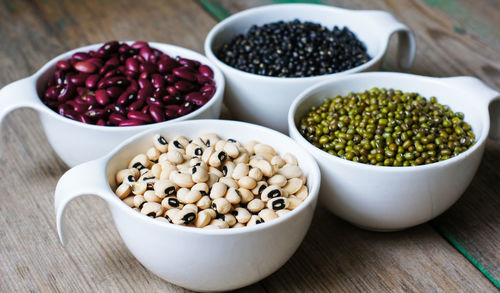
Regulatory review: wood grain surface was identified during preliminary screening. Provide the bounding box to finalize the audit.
[0,0,498,292]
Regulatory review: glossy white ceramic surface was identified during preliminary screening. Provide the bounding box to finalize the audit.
[288,72,499,231]
[205,4,416,132]
[55,119,320,291]
[0,42,225,167]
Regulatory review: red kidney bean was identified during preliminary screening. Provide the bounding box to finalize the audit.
[141,105,149,114]
[70,73,88,86]
[102,68,119,79]
[57,83,76,102]
[106,86,124,98]
[105,56,120,67]
[138,78,151,89]
[126,57,140,72]
[153,88,166,99]
[146,97,163,107]
[174,81,194,92]
[72,52,90,61]
[74,103,90,113]
[85,74,100,89]
[202,90,215,99]
[82,94,97,106]
[165,74,176,83]
[56,60,71,71]
[139,71,149,80]
[109,113,126,125]
[139,47,153,62]
[149,105,165,122]
[117,90,136,105]
[95,89,110,106]
[200,84,215,93]
[119,43,132,54]
[131,41,148,50]
[63,110,79,121]
[79,114,93,124]
[97,119,106,126]
[55,70,65,85]
[172,67,196,81]
[74,61,97,74]
[127,79,139,92]
[140,62,156,74]
[137,87,153,100]
[99,64,115,75]
[157,57,178,73]
[162,95,176,104]
[198,65,214,79]
[178,57,200,68]
[151,74,164,89]
[119,119,145,127]
[184,92,207,106]
[178,102,194,116]
[104,76,129,88]
[85,108,106,119]
[129,99,145,111]
[86,57,104,68]
[127,111,152,123]
[196,73,212,84]
[74,97,87,105]
[101,40,119,52]
[166,86,179,96]
[44,86,60,100]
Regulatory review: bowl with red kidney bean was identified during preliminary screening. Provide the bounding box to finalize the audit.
[54,119,320,291]
[0,41,224,167]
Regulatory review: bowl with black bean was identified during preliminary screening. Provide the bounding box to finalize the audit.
[289,72,500,231]
[204,3,416,132]
[55,119,320,292]
[0,41,224,167]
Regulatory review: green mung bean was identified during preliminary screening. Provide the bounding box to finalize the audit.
[299,88,475,166]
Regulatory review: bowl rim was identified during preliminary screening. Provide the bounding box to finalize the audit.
[31,41,225,131]
[288,71,490,172]
[204,3,393,82]
[102,119,321,235]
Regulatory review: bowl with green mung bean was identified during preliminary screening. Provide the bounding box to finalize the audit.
[288,72,500,231]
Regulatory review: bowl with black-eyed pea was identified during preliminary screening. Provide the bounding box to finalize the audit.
[54,119,320,291]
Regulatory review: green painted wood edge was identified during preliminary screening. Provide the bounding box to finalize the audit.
[196,0,498,287]
[432,223,500,289]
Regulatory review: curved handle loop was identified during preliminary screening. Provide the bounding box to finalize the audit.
[371,11,416,70]
[0,77,40,155]
[442,76,500,140]
[55,159,112,245]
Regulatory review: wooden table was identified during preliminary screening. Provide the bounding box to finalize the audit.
[0,0,498,291]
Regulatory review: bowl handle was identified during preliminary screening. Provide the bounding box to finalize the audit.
[54,159,112,245]
[442,76,500,140]
[0,77,40,154]
[370,11,416,70]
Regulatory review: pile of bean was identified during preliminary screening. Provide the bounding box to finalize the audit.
[299,88,475,166]
[216,20,370,77]
[41,41,216,126]
[114,134,309,228]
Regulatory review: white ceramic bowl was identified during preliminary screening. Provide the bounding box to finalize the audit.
[55,119,320,291]
[205,3,416,132]
[0,42,225,167]
[288,72,500,231]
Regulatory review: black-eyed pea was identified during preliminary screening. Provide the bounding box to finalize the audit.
[211,198,231,214]
[153,179,177,198]
[276,209,291,217]
[183,203,198,214]
[248,167,263,181]
[232,163,249,180]
[233,152,250,164]
[123,174,137,186]
[221,161,235,177]
[246,215,264,226]
[158,153,169,163]
[206,172,219,188]
[131,181,147,195]
[238,176,256,189]
[185,143,199,158]
[238,188,254,204]
[134,195,146,209]
[166,208,183,225]
[146,147,160,161]
[278,164,302,179]
[159,164,177,180]
[247,198,265,213]
[196,195,212,210]
[283,178,303,194]
[151,164,162,178]
[251,181,268,196]
[244,140,259,155]
[208,150,227,167]
[141,202,165,218]
[170,171,194,188]
[195,210,212,228]
[144,190,162,203]
[201,146,215,164]
[300,175,307,185]
[177,188,202,204]
[255,160,274,177]
[116,169,135,184]
[189,157,202,167]
[210,182,227,199]
[282,153,298,165]
[217,213,237,227]
[153,134,169,153]
[219,177,238,189]
[233,207,251,224]
[258,208,278,222]
[171,136,189,152]
[208,166,224,178]
[139,171,156,184]
[191,165,209,183]
[254,143,276,156]
[199,133,221,147]
[176,161,191,173]
[128,153,150,170]
[123,196,135,207]
[166,149,184,164]
[288,196,303,210]
[209,218,229,229]
[206,208,217,219]
[161,196,183,210]
[223,141,240,158]
[192,182,209,195]
[255,152,274,162]
[203,224,220,229]
[214,139,226,152]
[233,223,245,228]
[225,187,241,205]
[191,137,209,148]
[267,174,287,187]
[115,182,131,199]
[156,217,170,223]
[267,197,289,211]
[270,155,286,169]
[261,185,283,202]
[294,185,309,201]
